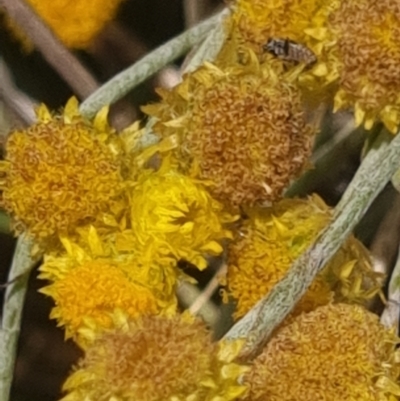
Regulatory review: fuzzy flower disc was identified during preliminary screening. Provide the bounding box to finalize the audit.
[226,0,341,100]
[40,259,160,341]
[231,0,331,49]
[244,303,400,401]
[46,223,182,305]
[226,195,382,319]
[330,0,400,133]
[143,62,314,208]
[61,315,248,401]
[130,167,237,269]
[0,98,127,249]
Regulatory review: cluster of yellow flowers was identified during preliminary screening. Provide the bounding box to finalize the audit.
[2,0,400,400]
[0,97,248,401]
[225,195,383,320]
[229,0,400,133]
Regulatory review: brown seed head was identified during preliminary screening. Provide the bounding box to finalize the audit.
[187,72,314,207]
[62,314,249,401]
[244,303,400,401]
[330,0,400,132]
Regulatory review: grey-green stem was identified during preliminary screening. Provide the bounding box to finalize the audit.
[224,130,400,360]
[79,10,227,119]
[0,235,38,400]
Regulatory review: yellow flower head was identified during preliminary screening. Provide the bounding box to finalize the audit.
[324,235,384,304]
[330,0,400,133]
[244,303,400,401]
[143,61,315,208]
[40,259,160,342]
[227,0,341,100]
[230,0,329,48]
[39,231,180,338]
[226,195,382,319]
[130,167,237,270]
[4,0,125,49]
[0,98,128,251]
[61,314,248,401]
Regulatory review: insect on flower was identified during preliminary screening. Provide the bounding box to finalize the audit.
[263,38,317,67]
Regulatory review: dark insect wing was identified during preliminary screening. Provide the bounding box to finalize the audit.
[283,38,290,55]
[263,37,317,66]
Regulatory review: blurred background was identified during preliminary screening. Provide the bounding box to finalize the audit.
[1,1,400,400]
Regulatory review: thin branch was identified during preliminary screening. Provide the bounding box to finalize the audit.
[189,264,227,316]
[0,235,38,401]
[0,59,38,126]
[79,9,227,119]
[381,243,400,332]
[224,130,400,360]
[369,192,400,277]
[0,0,99,99]
[177,282,220,327]
[182,8,229,74]
[311,118,355,163]
[183,0,208,28]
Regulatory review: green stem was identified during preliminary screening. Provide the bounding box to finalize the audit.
[224,130,400,360]
[79,10,226,119]
[0,235,38,401]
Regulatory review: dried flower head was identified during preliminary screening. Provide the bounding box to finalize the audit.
[244,303,400,401]
[143,61,315,208]
[62,314,248,401]
[129,166,237,270]
[330,0,400,133]
[4,0,125,49]
[0,98,128,251]
[226,195,382,319]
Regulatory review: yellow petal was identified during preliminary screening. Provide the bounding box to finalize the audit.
[63,97,80,122]
[36,103,52,122]
[93,105,110,132]
[312,62,328,77]
[218,339,245,362]
[339,260,357,280]
[201,241,223,254]
[304,27,328,41]
[376,376,400,396]
[87,225,104,256]
[163,115,188,128]
[354,103,366,127]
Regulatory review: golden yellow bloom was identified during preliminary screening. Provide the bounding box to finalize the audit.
[39,232,180,327]
[143,61,315,207]
[230,0,329,49]
[40,260,159,342]
[226,195,382,319]
[0,98,128,251]
[330,0,400,133]
[4,0,125,49]
[61,314,248,401]
[129,166,237,270]
[226,0,341,100]
[71,223,181,295]
[244,303,400,401]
